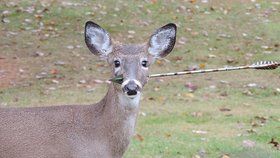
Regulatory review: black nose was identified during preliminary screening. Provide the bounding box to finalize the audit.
[123,81,140,96]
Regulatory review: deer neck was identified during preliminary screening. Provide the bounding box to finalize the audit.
[101,83,140,130]
[98,83,140,155]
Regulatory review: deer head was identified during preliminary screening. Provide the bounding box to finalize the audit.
[85,21,176,102]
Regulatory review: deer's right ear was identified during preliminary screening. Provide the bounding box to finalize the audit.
[85,21,113,58]
[148,23,176,58]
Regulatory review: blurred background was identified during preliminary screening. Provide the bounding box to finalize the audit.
[0,0,279,157]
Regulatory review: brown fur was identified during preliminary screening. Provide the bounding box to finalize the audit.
[0,22,176,158]
[0,84,136,158]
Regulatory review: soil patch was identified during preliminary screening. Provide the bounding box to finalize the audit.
[0,57,19,88]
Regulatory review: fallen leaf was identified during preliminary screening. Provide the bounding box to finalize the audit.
[178,37,187,45]
[2,18,10,23]
[32,51,44,57]
[50,69,58,75]
[208,54,217,58]
[254,116,267,123]
[165,133,171,138]
[192,130,207,134]
[171,56,183,62]
[128,30,135,34]
[219,107,231,112]
[52,79,59,84]
[220,154,230,158]
[156,60,163,66]
[185,82,198,92]
[269,138,280,150]
[54,61,66,66]
[189,0,196,4]
[153,86,160,92]
[48,87,56,91]
[191,111,203,117]
[134,133,144,142]
[199,63,206,69]
[242,140,256,148]
[184,93,195,98]
[246,128,257,133]
[79,80,86,84]
[186,65,199,71]
[226,58,235,64]
[86,88,95,93]
[220,91,228,97]
[35,72,48,79]
[93,79,104,84]
[220,80,229,84]
[243,90,253,96]
[66,45,74,49]
[151,0,157,4]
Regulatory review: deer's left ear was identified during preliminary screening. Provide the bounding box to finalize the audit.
[85,21,113,58]
[148,23,177,58]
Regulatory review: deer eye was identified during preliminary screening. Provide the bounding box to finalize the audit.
[114,60,121,68]
[141,60,148,68]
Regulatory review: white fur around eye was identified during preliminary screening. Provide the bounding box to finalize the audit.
[140,58,148,69]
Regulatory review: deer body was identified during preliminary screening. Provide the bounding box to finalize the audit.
[0,22,176,158]
[1,84,138,158]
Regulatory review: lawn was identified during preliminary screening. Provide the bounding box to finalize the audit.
[0,0,279,157]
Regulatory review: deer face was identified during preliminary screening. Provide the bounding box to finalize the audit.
[85,21,176,99]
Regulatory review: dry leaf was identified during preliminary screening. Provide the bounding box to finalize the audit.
[192,155,201,158]
[134,134,144,142]
[192,130,207,134]
[242,140,256,148]
[185,82,197,92]
[156,60,163,66]
[93,79,104,84]
[151,0,157,4]
[189,0,196,3]
[165,133,171,138]
[199,63,205,69]
[184,93,195,98]
[269,138,280,150]
[50,69,58,75]
[221,154,230,158]
[219,108,231,112]
[191,111,203,117]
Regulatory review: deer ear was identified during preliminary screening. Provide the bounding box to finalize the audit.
[85,21,113,58]
[148,23,176,58]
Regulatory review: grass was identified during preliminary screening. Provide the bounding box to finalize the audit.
[0,0,279,157]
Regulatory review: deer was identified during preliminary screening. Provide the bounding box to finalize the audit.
[0,21,176,158]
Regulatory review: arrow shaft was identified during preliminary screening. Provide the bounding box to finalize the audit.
[149,66,250,78]
[149,61,279,78]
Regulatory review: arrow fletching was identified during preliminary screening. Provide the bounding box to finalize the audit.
[109,74,124,84]
[251,61,279,70]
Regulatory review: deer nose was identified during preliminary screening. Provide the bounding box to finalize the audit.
[123,81,140,96]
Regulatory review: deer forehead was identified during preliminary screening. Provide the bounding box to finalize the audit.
[112,45,147,56]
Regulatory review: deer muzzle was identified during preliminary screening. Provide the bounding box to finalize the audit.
[121,80,142,97]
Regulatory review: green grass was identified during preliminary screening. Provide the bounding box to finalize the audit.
[0,0,279,157]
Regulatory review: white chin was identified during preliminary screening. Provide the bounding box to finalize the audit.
[126,92,140,99]
[119,92,141,109]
